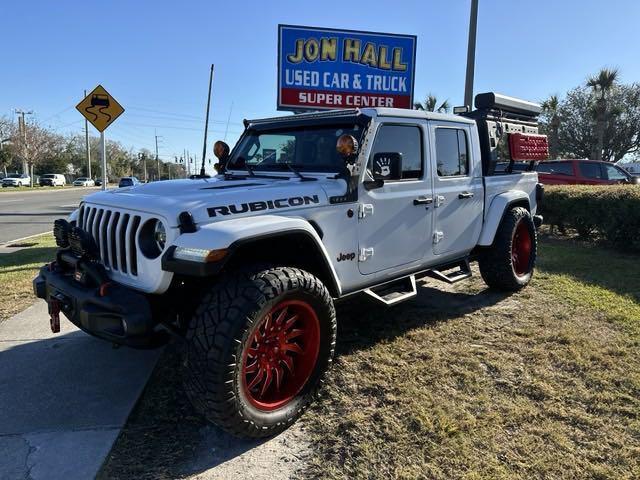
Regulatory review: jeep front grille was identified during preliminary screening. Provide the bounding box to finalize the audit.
[77,205,141,276]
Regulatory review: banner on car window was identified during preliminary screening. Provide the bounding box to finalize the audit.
[278,25,416,112]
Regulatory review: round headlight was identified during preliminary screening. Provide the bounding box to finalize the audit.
[153,221,166,251]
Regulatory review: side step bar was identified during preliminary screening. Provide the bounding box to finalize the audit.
[426,259,472,284]
[364,275,417,306]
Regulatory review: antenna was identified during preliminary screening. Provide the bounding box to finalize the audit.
[200,64,214,177]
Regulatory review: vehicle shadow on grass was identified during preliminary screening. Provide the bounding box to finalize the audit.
[335,282,510,355]
[100,283,510,480]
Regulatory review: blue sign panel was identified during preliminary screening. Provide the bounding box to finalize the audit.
[278,25,417,111]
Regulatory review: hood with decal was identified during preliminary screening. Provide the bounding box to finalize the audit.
[79,176,347,227]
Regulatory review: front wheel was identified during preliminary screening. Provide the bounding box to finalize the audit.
[183,267,336,438]
[478,206,537,291]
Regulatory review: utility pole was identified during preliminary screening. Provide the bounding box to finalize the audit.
[464,0,479,109]
[186,149,190,177]
[15,109,33,181]
[154,130,163,181]
[83,90,92,179]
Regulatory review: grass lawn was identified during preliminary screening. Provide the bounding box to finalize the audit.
[0,234,56,322]
[99,236,640,479]
[301,237,640,479]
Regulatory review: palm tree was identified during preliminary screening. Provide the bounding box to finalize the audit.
[414,94,450,113]
[586,68,618,160]
[541,94,560,159]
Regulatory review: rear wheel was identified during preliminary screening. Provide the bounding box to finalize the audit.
[478,206,537,291]
[183,267,336,438]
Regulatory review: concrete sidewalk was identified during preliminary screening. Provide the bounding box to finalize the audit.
[0,302,161,480]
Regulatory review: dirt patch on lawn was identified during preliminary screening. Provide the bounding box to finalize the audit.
[98,343,312,480]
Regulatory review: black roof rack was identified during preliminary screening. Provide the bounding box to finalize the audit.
[244,109,371,131]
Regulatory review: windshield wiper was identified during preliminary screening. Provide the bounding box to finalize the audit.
[284,163,316,182]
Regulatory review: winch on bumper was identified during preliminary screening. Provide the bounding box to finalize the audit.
[33,220,167,349]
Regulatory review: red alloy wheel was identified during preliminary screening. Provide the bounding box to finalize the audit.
[512,220,532,276]
[241,299,321,411]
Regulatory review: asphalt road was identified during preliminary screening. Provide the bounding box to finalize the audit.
[0,187,99,244]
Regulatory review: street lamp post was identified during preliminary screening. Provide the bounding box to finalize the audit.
[464,0,479,109]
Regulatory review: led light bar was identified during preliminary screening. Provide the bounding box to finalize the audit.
[474,92,542,116]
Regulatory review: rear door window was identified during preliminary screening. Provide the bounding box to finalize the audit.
[435,128,469,177]
[578,162,603,179]
[537,162,574,175]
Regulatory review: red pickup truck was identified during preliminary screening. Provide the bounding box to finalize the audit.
[536,159,639,185]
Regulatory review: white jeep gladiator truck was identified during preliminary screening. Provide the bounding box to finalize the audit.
[34,92,546,438]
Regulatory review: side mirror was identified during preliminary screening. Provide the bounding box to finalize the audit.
[372,152,402,181]
[336,134,359,158]
[214,140,230,160]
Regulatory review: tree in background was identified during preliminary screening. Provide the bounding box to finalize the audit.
[414,94,450,113]
[0,117,14,176]
[541,95,560,159]
[539,69,640,162]
[586,68,619,160]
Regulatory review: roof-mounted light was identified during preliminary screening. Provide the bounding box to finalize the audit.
[474,92,542,117]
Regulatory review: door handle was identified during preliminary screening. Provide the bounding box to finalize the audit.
[458,192,474,199]
[413,196,433,206]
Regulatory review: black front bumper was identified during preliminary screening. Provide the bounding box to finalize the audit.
[33,254,167,349]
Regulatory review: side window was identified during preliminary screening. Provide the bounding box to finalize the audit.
[579,162,603,179]
[369,125,423,180]
[537,162,573,175]
[603,164,628,181]
[435,128,469,177]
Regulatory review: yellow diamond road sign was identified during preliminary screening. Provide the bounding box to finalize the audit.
[76,85,124,132]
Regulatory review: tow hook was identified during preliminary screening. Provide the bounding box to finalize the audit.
[48,292,70,333]
[49,298,61,333]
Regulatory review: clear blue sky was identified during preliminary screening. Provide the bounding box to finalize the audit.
[2,0,639,174]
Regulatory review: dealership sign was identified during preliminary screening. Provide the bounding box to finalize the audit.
[278,25,416,111]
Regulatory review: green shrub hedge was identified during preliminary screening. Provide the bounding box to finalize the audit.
[541,185,640,251]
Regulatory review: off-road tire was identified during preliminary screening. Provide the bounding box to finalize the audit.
[478,206,537,291]
[183,266,336,438]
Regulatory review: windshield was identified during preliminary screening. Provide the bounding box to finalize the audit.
[8,174,20,178]
[42,174,55,178]
[227,125,363,172]
[76,178,87,181]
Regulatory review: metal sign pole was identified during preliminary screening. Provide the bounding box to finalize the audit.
[100,131,107,191]
[464,0,479,109]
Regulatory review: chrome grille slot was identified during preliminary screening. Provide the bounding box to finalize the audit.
[78,205,85,229]
[108,212,119,270]
[128,216,141,276]
[118,214,130,273]
[99,210,111,267]
[93,209,104,256]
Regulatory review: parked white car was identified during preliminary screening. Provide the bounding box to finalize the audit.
[73,177,95,187]
[2,174,30,187]
[39,174,66,187]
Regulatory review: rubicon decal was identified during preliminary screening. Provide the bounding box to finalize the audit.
[208,195,320,217]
